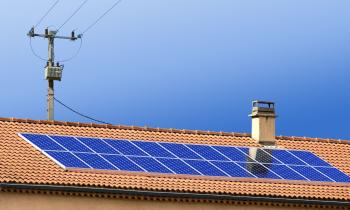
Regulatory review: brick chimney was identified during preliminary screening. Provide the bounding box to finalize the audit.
[249,100,277,145]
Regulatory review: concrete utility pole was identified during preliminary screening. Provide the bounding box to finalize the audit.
[27,28,81,120]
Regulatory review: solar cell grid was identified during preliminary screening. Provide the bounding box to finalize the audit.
[212,146,253,162]
[102,155,144,172]
[211,161,255,178]
[184,159,227,177]
[289,150,331,167]
[290,165,332,182]
[46,151,90,169]
[50,136,92,153]
[132,141,175,158]
[257,149,283,164]
[21,134,65,151]
[77,137,118,154]
[129,156,173,174]
[236,162,282,179]
[74,153,116,170]
[314,167,350,183]
[19,133,350,184]
[157,158,200,175]
[187,144,229,161]
[160,143,202,159]
[104,139,148,156]
[262,164,307,181]
[265,149,306,165]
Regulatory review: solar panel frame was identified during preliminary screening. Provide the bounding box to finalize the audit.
[159,142,203,160]
[156,158,201,175]
[73,152,117,170]
[103,139,149,156]
[131,141,176,158]
[77,137,119,154]
[289,165,333,182]
[19,133,350,184]
[289,150,331,167]
[45,151,91,169]
[128,156,174,174]
[186,144,230,161]
[20,133,66,151]
[50,135,92,153]
[102,154,145,172]
[184,159,229,177]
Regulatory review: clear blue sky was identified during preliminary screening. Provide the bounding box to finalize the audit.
[0,1,349,139]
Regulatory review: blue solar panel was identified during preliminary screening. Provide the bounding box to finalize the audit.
[46,151,90,168]
[212,146,252,162]
[184,160,227,176]
[159,143,202,159]
[20,133,350,184]
[74,153,116,170]
[211,161,254,178]
[266,149,306,165]
[289,150,331,167]
[102,155,144,172]
[128,157,173,174]
[237,162,281,179]
[255,150,282,164]
[21,134,65,151]
[263,164,307,181]
[132,141,175,158]
[50,135,92,153]
[157,158,200,175]
[104,139,148,156]
[290,165,332,182]
[77,137,119,154]
[187,144,229,161]
[315,167,350,183]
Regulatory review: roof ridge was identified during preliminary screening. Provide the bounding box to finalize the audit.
[1,117,349,145]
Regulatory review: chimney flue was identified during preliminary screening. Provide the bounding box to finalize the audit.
[249,100,277,145]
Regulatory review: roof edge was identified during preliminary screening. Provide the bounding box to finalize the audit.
[1,183,349,206]
[1,117,349,145]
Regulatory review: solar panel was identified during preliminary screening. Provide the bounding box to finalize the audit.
[19,133,350,184]
[160,143,202,159]
[128,156,173,174]
[77,137,118,154]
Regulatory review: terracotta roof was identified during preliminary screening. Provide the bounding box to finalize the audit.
[0,117,349,201]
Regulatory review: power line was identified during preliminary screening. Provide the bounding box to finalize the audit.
[54,97,112,125]
[34,0,60,28]
[57,0,89,32]
[29,37,47,61]
[57,38,83,63]
[82,0,123,34]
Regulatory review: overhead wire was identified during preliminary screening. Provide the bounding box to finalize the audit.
[29,0,60,61]
[29,37,47,61]
[34,0,60,28]
[82,0,123,34]
[56,0,123,62]
[54,97,112,125]
[57,38,83,63]
[57,0,89,32]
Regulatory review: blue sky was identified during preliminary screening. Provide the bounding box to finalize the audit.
[0,1,349,139]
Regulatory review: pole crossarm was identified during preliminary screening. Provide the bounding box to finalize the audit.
[27,27,82,40]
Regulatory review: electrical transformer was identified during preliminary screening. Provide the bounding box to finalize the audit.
[45,66,62,81]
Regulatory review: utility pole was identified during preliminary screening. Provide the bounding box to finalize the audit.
[27,28,81,121]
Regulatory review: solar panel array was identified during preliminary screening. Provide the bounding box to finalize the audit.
[20,133,350,183]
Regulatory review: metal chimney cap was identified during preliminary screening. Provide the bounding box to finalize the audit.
[252,100,275,108]
[250,100,277,118]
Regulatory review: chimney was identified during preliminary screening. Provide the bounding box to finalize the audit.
[249,100,277,145]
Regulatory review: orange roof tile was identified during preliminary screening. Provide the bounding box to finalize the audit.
[0,117,349,201]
